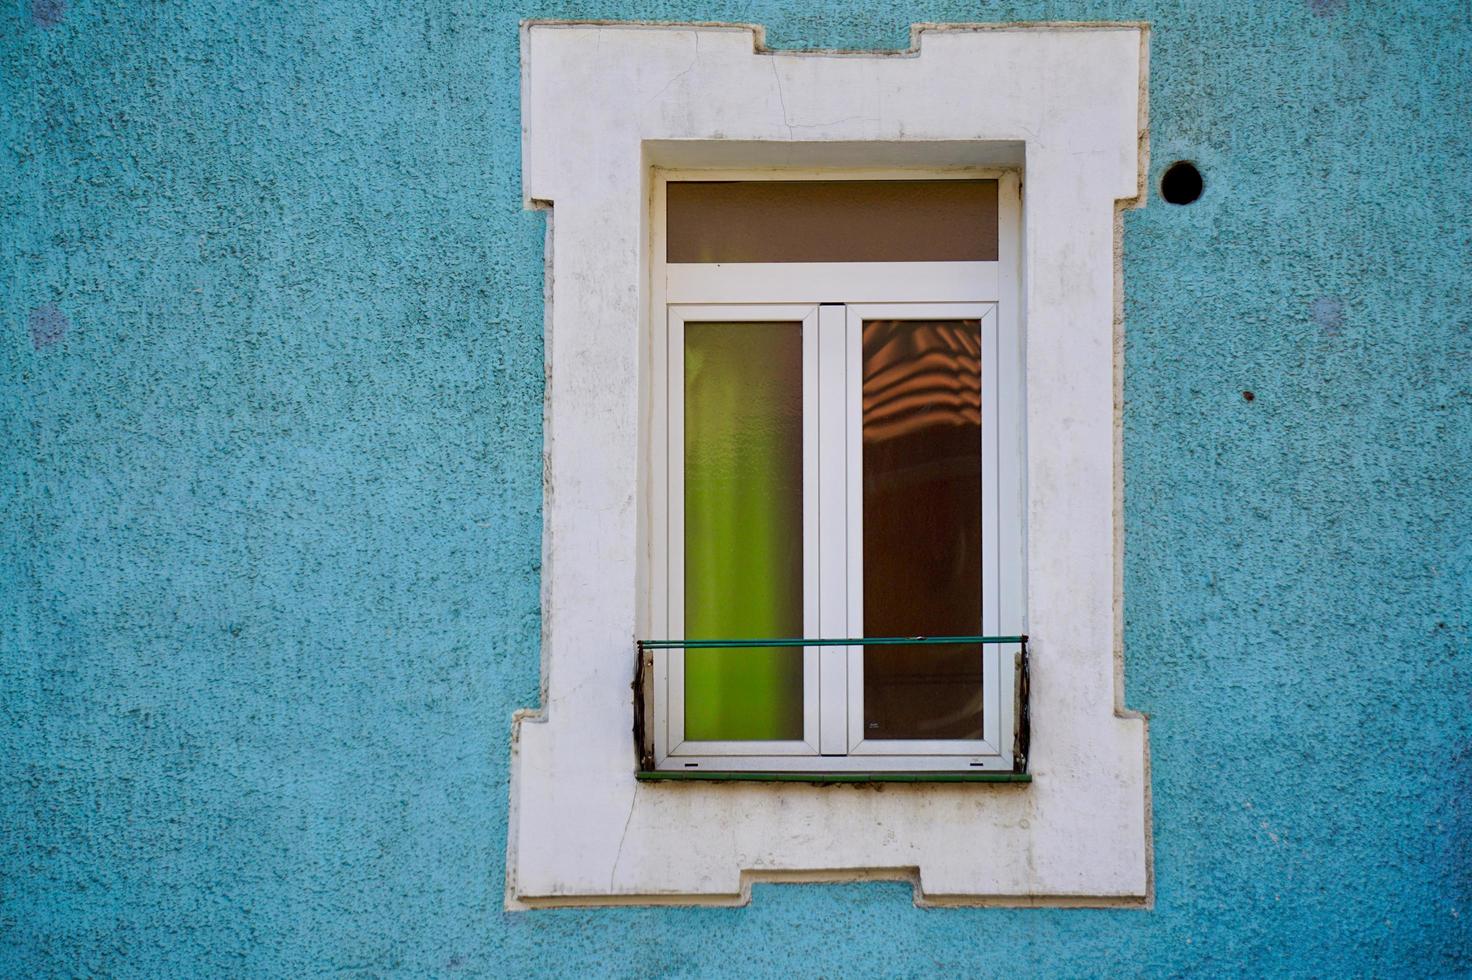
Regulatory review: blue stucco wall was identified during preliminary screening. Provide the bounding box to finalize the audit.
[4,1,1469,975]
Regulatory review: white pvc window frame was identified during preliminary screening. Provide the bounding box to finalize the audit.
[663,304,823,760]
[649,169,1024,773]
[842,303,1006,761]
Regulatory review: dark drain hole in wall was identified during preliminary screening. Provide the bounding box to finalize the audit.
[1160,161,1203,205]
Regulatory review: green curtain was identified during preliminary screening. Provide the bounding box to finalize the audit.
[683,322,804,741]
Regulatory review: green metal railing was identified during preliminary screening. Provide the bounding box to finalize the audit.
[633,635,1030,781]
[637,635,1027,650]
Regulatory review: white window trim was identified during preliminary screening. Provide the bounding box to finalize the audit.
[510,21,1151,908]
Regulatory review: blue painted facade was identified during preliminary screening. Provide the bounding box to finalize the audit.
[3,2,1469,975]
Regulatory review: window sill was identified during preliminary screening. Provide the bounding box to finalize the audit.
[636,770,1031,784]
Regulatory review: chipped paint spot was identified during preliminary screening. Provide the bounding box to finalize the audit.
[1311,296,1345,336]
[27,304,68,350]
[30,0,66,28]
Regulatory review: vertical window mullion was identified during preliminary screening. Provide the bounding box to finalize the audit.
[666,309,687,751]
[801,308,822,752]
[981,307,1003,750]
[816,303,850,755]
[844,305,865,753]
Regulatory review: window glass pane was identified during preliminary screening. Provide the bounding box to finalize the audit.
[684,321,804,741]
[667,180,998,263]
[861,319,984,740]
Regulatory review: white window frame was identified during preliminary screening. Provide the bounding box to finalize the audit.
[651,170,1022,773]
[661,303,824,761]
[839,303,1006,763]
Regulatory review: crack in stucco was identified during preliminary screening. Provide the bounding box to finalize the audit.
[608,786,638,891]
[769,57,795,138]
[645,31,699,108]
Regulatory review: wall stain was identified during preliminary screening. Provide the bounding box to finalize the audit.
[1311,296,1345,337]
[30,0,65,28]
[27,304,68,350]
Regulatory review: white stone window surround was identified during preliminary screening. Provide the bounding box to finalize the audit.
[509,21,1152,908]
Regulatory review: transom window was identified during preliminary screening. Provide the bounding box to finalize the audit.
[646,172,1025,773]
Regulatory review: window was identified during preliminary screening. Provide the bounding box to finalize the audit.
[512,22,1150,907]
[645,174,1025,773]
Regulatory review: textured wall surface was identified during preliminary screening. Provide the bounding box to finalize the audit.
[2,1,1469,976]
